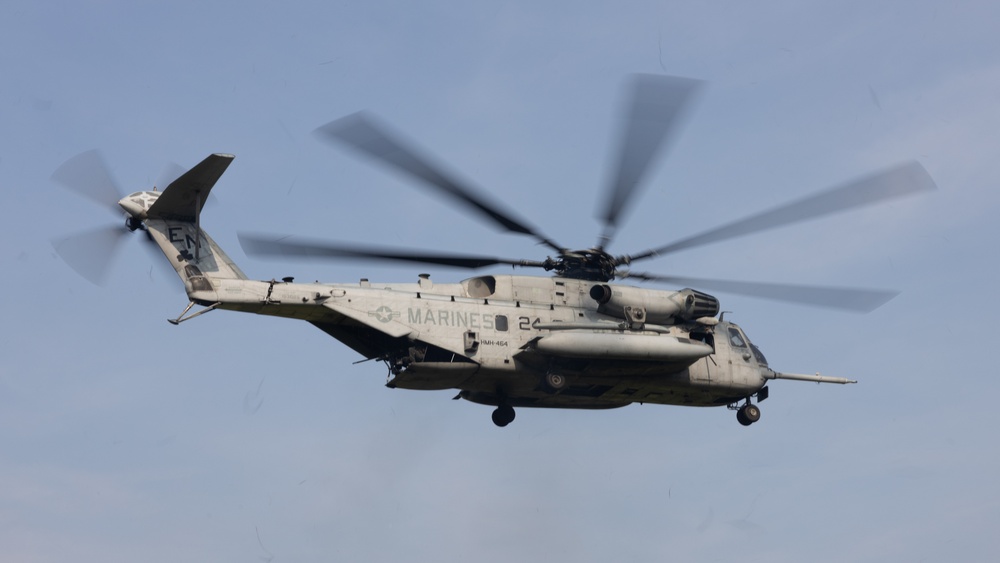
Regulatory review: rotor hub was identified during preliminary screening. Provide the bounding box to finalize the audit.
[125,216,144,232]
[554,249,619,282]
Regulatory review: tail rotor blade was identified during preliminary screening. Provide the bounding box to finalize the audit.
[157,162,186,191]
[51,225,130,285]
[51,149,125,216]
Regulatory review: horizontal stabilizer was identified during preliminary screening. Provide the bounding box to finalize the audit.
[147,154,234,221]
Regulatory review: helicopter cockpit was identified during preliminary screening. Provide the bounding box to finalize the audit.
[724,324,769,367]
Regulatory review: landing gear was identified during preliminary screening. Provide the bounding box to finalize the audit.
[736,402,761,426]
[543,372,567,392]
[491,404,516,427]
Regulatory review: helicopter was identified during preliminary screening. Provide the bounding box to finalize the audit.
[52,75,935,427]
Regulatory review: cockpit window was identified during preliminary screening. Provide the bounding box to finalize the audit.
[728,327,747,348]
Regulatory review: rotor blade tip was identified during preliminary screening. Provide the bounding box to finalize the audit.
[237,232,273,255]
[51,225,129,285]
[905,160,938,193]
[313,111,374,142]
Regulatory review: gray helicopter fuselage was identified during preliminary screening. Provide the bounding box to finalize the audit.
[184,270,768,411]
[117,152,855,429]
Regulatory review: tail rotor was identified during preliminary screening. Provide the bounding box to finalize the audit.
[51,150,162,285]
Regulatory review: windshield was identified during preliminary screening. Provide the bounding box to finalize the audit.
[728,324,768,366]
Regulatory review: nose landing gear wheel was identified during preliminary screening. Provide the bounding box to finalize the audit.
[737,403,761,426]
[492,404,516,427]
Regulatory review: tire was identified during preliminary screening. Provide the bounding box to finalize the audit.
[492,405,515,427]
[737,409,751,426]
[544,372,567,391]
[492,408,509,427]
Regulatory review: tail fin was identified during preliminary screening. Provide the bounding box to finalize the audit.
[144,154,247,297]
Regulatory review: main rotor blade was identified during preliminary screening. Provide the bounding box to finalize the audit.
[598,74,704,248]
[52,224,130,285]
[315,112,564,253]
[626,161,936,262]
[51,149,125,216]
[239,233,549,271]
[621,272,898,312]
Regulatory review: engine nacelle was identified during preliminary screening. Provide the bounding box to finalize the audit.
[589,284,719,324]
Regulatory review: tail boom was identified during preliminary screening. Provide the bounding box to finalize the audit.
[141,153,247,300]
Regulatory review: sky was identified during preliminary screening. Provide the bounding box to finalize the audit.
[2,1,999,561]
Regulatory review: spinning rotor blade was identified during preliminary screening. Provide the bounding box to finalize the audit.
[52,151,185,287]
[156,162,186,191]
[627,161,936,262]
[314,112,564,254]
[51,225,130,285]
[51,149,125,215]
[621,272,898,312]
[598,74,703,248]
[239,233,549,271]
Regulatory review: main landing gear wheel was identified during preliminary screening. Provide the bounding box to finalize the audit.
[737,403,761,426]
[543,372,567,392]
[492,404,516,427]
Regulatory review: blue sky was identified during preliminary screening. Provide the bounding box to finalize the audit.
[2,1,999,561]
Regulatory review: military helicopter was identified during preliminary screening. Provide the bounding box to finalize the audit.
[52,75,935,427]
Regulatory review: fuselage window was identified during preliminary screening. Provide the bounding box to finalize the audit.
[495,315,509,332]
[728,327,746,348]
[689,331,715,351]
